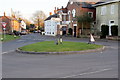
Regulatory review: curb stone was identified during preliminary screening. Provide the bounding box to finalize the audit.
[16,46,105,55]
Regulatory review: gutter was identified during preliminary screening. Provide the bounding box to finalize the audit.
[93,0,120,7]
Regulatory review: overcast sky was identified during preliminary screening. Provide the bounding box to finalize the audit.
[0,0,69,19]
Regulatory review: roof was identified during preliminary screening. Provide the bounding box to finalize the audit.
[45,14,58,21]
[93,0,120,7]
[69,0,100,2]
[74,2,95,9]
[81,2,95,9]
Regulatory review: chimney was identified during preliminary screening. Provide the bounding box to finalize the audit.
[4,12,6,16]
[54,7,57,14]
[49,12,52,15]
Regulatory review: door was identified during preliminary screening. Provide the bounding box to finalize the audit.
[74,26,76,37]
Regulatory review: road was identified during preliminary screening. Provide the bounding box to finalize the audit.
[2,33,118,78]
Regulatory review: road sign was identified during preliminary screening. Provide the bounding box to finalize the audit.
[1,22,7,28]
[3,28,6,31]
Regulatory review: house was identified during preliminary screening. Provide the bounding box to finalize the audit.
[0,13,13,34]
[20,19,26,31]
[66,1,96,37]
[0,12,21,34]
[44,14,60,36]
[56,7,70,36]
[94,0,120,37]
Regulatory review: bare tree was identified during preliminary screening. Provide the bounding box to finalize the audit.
[31,10,47,28]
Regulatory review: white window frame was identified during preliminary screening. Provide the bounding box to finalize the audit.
[72,9,76,17]
[111,5,115,14]
[88,12,93,18]
[101,6,106,15]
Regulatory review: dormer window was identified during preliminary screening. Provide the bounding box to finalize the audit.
[72,9,76,17]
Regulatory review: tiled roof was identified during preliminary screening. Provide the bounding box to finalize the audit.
[82,2,95,9]
[75,2,95,9]
[45,14,58,21]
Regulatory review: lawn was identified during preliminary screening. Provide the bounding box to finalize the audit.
[0,34,20,42]
[19,41,103,52]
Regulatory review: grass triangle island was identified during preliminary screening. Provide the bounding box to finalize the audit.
[19,41,103,53]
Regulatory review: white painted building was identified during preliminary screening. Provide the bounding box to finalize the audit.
[20,20,26,30]
[44,14,60,36]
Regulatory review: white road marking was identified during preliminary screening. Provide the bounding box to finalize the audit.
[16,40,26,42]
[2,50,14,54]
[61,68,112,78]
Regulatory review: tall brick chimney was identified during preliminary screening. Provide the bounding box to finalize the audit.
[54,7,57,14]
[4,12,6,16]
[49,12,52,15]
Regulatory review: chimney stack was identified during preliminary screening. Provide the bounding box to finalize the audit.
[49,12,52,15]
[4,12,6,16]
[54,7,57,14]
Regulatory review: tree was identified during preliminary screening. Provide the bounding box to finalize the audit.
[76,13,93,35]
[31,11,47,28]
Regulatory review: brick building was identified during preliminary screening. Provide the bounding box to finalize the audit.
[66,1,96,37]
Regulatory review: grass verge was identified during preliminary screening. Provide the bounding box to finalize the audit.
[0,34,20,42]
[19,41,103,52]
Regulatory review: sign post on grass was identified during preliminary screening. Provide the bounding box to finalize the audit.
[1,22,7,39]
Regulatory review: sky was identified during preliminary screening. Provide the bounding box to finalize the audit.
[0,0,69,20]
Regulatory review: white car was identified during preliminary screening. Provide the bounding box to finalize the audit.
[42,32,45,35]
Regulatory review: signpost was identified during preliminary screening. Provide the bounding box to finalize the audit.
[1,22,7,39]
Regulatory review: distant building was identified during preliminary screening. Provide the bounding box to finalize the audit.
[0,12,23,34]
[20,20,26,31]
[56,7,70,36]
[44,14,60,36]
[94,0,120,36]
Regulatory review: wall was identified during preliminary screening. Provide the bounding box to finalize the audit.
[45,20,58,36]
[96,2,119,36]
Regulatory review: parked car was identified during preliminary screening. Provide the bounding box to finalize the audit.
[20,30,27,35]
[42,32,45,35]
[33,30,38,33]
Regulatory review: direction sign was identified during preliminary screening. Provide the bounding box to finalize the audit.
[1,22,7,28]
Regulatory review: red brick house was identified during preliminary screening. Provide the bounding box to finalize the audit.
[0,12,21,34]
[0,13,12,34]
[66,1,96,37]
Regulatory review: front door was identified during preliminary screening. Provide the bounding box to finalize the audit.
[109,20,115,36]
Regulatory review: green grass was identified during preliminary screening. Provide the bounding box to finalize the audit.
[19,41,103,52]
[0,34,20,42]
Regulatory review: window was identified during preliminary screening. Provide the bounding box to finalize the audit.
[110,21,114,23]
[68,10,71,21]
[111,5,115,14]
[63,15,66,21]
[101,6,106,15]
[88,12,93,18]
[72,9,76,17]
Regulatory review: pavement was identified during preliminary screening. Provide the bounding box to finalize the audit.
[1,33,119,78]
